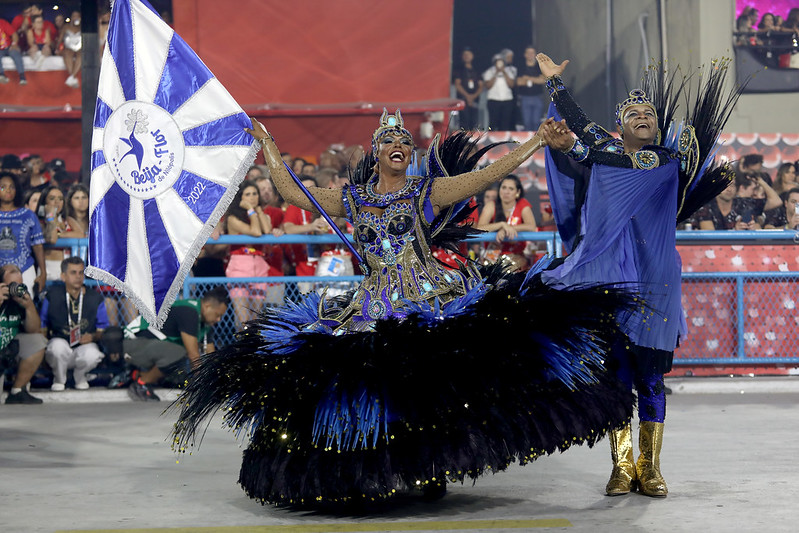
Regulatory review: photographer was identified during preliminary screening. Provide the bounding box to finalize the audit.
[0,264,46,404]
[483,51,516,131]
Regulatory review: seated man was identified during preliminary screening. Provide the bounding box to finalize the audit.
[693,172,780,229]
[41,257,109,391]
[123,286,229,401]
[0,264,46,404]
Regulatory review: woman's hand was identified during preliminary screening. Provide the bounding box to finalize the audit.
[311,217,330,233]
[734,219,755,230]
[244,117,270,144]
[34,271,46,295]
[239,197,255,211]
[536,53,569,78]
[539,118,574,151]
[497,222,518,242]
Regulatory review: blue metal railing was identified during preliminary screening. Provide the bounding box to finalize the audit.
[49,230,799,364]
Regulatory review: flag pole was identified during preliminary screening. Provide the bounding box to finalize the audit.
[282,162,365,266]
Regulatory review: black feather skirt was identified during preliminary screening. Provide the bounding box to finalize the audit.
[170,264,637,507]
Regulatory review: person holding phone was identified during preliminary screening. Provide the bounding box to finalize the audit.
[693,173,781,230]
[483,51,516,131]
[764,187,799,229]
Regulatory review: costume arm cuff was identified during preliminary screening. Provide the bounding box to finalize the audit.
[564,138,589,162]
[545,75,567,99]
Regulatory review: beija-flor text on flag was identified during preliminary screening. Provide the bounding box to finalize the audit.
[86,0,258,327]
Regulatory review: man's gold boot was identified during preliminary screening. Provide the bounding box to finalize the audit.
[605,423,637,496]
[636,421,668,497]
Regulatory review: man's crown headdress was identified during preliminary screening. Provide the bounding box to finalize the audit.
[372,108,413,159]
[615,89,657,128]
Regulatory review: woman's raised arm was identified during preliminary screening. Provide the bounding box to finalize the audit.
[429,133,545,212]
[245,118,347,217]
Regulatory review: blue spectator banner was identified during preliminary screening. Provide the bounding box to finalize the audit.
[86,0,257,327]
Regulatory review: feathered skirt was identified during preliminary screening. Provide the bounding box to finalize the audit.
[171,263,637,507]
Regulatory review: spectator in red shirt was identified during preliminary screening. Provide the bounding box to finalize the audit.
[281,177,329,278]
[26,14,56,65]
[252,175,286,276]
[0,18,26,85]
[477,175,537,270]
[11,6,35,47]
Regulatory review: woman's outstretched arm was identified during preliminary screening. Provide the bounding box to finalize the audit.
[245,118,347,217]
[429,133,545,212]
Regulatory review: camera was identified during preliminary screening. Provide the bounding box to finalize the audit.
[794,203,799,215]
[7,281,28,298]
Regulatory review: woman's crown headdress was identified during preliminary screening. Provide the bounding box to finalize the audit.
[615,89,657,128]
[371,108,413,159]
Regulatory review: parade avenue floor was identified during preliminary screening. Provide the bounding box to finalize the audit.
[1,381,798,533]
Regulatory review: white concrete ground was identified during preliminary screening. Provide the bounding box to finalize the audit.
[1,389,797,533]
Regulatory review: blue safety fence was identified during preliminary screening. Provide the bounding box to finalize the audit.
[50,230,799,364]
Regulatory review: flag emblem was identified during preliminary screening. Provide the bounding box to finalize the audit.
[86,0,258,327]
[105,102,184,199]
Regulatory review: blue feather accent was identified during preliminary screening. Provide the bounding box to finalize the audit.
[401,281,488,325]
[530,327,605,390]
[521,255,555,292]
[663,121,681,153]
[261,293,326,353]
[312,387,389,451]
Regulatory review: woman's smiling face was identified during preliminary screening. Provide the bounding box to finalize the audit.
[377,133,414,173]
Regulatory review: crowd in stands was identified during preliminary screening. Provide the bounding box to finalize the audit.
[686,154,799,231]
[2,141,798,403]
[734,6,799,67]
[0,3,118,88]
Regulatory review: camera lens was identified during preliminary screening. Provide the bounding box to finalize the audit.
[8,282,28,298]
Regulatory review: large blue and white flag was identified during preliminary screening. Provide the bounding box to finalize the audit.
[86,0,258,327]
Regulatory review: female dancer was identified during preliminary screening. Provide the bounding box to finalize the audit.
[172,110,638,507]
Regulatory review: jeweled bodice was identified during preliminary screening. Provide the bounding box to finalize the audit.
[337,176,477,326]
